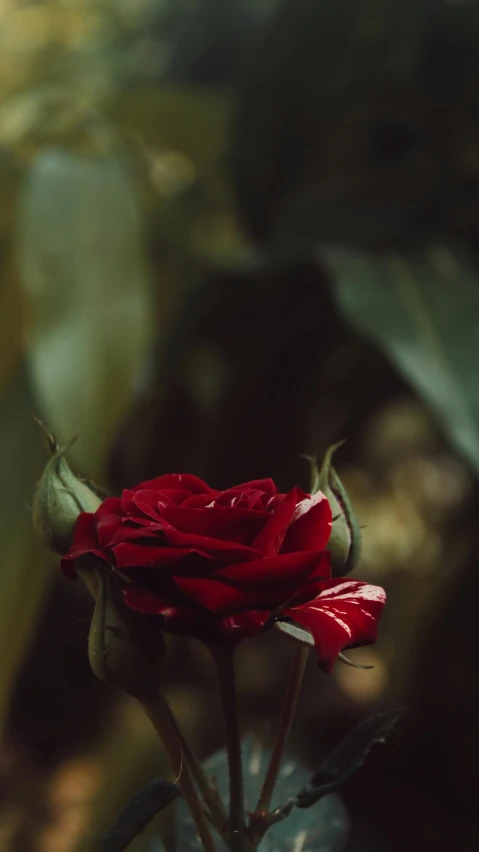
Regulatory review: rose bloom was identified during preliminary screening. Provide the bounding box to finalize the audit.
[62,474,385,671]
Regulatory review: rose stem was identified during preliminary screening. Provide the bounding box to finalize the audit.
[75,562,219,849]
[211,645,246,852]
[142,694,217,852]
[161,695,229,834]
[254,645,309,814]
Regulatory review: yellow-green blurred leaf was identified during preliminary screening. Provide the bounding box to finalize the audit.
[16,149,156,479]
[0,366,53,734]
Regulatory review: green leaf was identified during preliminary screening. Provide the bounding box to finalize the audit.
[16,150,156,480]
[174,739,348,852]
[325,244,479,475]
[315,443,361,577]
[297,710,400,809]
[0,365,53,736]
[98,778,181,852]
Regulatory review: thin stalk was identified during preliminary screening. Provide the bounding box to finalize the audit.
[255,645,309,813]
[211,645,245,852]
[73,547,218,851]
[163,696,228,834]
[142,695,217,852]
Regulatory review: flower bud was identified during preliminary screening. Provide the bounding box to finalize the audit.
[33,438,101,555]
[88,569,165,700]
[313,442,361,577]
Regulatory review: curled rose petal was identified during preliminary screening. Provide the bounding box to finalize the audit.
[61,513,105,577]
[96,513,122,548]
[283,580,386,672]
[281,491,332,554]
[215,551,326,588]
[252,488,302,556]
[95,497,122,519]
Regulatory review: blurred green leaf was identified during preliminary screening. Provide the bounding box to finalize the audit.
[16,149,156,479]
[172,739,348,852]
[0,365,53,735]
[326,244,479,475]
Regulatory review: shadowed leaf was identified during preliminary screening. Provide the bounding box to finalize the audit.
[173,738,348,852]
[327,244,479,475]
[297,710,400,808]
[98,779,181,852]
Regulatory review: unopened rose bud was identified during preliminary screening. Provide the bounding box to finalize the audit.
[313,443,361,577]
[88,570,165,700]
[33,440,101,555]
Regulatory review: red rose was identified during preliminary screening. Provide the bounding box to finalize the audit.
[62,473,385,671]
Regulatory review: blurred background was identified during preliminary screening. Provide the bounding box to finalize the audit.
[1,0,479,849]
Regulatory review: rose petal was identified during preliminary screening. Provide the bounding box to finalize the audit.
[97,514,122,548]
[160,505,268,544]
[275,551,331,604]
[282,491,332,554]
[251,488,301,556]
[158,488,204,506]
[174,575,287,613]
[95,497,122,520]
[283,580,386,672]
[61,513,104,577]
[215,551,327,588]
[212,488,265,510]
[123,588,269,642]
[228,479,277,498]
[177,493,221,509]
[134,473,212,495]
[130,490,171,520]
[112,542,212,569]
[123,586,170,613]
[107,521,169,545]
[162,528,262,561]
[110,522,260,562]
[216,610,271,639]
[173,556,328,611]
[121,489,158,520]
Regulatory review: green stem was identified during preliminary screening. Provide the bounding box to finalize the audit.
[142,695,217,852]
[163,695,229,834]
[211,645,246,852]
[75,555,218,850]
[255,645,309,814]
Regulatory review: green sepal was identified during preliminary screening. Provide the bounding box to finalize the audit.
[311,442,361,577]
[88,569,165,701]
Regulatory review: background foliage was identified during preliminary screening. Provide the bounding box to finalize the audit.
[0,1,479,850]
